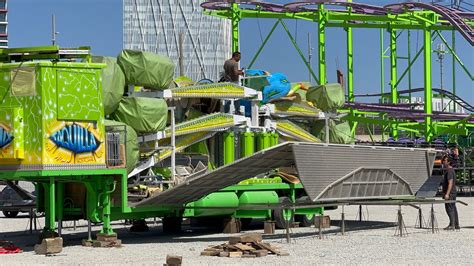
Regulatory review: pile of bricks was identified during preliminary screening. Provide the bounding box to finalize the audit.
[200,233,288,258]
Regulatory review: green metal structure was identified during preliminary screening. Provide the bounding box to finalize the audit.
[201,0,474,142]
[0,45,323,241]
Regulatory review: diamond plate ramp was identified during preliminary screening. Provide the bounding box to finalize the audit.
[134,143,436,207]
[292,143,436,201]
[134,143,295,206]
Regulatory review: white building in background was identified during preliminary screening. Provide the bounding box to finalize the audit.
[123,0,231,82]
[0,0,7,48]
[410,96,467,113]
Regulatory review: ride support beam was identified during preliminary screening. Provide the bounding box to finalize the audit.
[347,26,354,102]
[318,5,327,85]
[231,2,240,53]
[424,25,434,141]
[56,182,64,222]
[44,178,56,232]
[248,20,280,69]
[389,28,398,139]
[280,19,319,84]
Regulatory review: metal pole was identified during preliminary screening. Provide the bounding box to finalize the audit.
[178,33,184,76]
[430,204,435,234]
[347,1,354,102]
[407,30,412,104]
[318,213,323,239]
[380,29,386,142]
[341,205,345,235]
[397,205,403,237]
[318,5,327,85]
[280,20,319,84]
[418,207,423,229]
[170,107,176,183]
[423,25,433,141]
[358,205,362,222]
[52,14,56,46]
[451,30,456,113]
[88,220,92,241]
[231,3,240,53]
[248,21,280,69]
[389,28,398,139]
[58,220,62,237]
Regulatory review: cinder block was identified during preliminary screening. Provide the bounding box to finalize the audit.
[34,237,63,255]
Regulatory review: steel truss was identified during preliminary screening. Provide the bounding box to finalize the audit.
[201,0,474,141]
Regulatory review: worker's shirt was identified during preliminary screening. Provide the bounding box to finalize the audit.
[223,59,239,82]
[442,167,457,196]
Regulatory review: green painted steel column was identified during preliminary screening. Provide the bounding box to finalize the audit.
[389,28,398,139]
[44,178,56,231]
[270,132,279,147]
[223,131,235,165]
[423,25,433,141]
[346,0,354,102]
[452,30,456,113]
[100,189,114,235]
[347,27,354,102]
[380,29,385,96]
[380,29,386,141]
[56,182,64,221]
[318,5,327,85]
[231,3,240,53]
[241,132,255,158]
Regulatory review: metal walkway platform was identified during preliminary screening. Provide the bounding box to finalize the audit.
[135,142,436,207]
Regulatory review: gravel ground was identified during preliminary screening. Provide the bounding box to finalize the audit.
[0,197,473,265]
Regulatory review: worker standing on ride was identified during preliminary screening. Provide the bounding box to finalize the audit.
[441,155,460,230]
[221,52,244,83]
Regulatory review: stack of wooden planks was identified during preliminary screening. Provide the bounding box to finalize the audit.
[200,233,289,258]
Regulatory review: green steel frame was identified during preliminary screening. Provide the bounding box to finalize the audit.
[204,2,474,141]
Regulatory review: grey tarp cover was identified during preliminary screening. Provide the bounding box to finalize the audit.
[105,120,139,173]
[306,83,345,111]
[117,50,174,90]
[311,119,353,144]
[91,56,126,115]
[111,97,168,133]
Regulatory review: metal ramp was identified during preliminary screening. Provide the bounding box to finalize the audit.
[163,82,260,99]
[138,113,248,143]
[269,102,320,118]
[135,142,436,207]
[275,120,320,143]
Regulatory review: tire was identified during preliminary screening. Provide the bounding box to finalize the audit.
[3,211,19,218]
[295,214,316,227]
[273,197,294,229]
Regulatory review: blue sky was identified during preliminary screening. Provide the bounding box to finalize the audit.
[8,0,473,103]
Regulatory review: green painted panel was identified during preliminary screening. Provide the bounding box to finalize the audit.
[56,70,101,121]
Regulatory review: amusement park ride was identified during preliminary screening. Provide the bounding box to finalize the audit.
[0,0,472,246]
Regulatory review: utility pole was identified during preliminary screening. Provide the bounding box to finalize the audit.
[51,14,59,46]
[435,43,446,111]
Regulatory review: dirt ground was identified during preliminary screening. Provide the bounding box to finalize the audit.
[0,197,473,265]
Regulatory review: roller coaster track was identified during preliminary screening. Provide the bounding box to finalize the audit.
[353,88,473,113]
[385,2,474,46]
[201,1,474,45]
